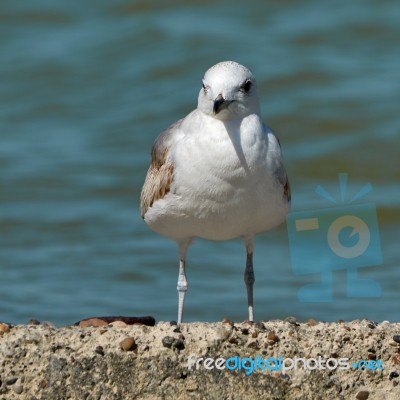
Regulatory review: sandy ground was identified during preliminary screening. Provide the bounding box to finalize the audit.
[0,318,400,399]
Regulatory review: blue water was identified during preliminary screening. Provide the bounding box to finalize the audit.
[0,1,399,325]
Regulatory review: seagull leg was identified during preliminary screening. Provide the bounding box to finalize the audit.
[177,241,190,326]
[244,237,255,322]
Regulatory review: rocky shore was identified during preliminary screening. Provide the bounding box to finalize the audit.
[0,318,400,399]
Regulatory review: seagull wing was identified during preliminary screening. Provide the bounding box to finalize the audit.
[266,125,291,203]
[140,119,183,218]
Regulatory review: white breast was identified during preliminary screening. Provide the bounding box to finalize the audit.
[144,112,289,241]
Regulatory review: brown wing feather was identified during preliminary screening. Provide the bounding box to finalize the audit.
[140,120,182,219]
[269,127,291,203]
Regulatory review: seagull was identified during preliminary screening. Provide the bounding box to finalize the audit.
[140,61,290,325]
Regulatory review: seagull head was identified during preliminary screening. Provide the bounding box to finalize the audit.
[198,61,260,121]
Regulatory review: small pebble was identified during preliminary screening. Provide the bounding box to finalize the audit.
[172,339,185,350]
[173,327,181,333]
[27,319,40,325]
[0,323,10,334]
[222,318,234,327]
[393,335,400,344]
[162,336,175,349]
[307,318,318,326]
[120,338,137,351]
[79,318,108,328]
[42,321,57,329]
[356,390,369,400]
[284,316,297,324]
[95,346,105,356]
[267,331,279,343]
[255,321,265,331]
[109,321,127,328]
[169,321,177,326]
[13,385,23,395]
[6,377,18,385]
[389,371,399,380]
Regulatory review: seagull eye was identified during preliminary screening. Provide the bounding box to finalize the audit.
[241,79,252,93]
[202,81,207,92]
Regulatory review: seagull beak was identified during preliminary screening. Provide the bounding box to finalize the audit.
[213,94,232,115]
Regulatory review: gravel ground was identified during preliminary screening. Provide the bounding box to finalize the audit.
[0,318,400,399]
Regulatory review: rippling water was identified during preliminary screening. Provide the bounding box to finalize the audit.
[0,1,399,325]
